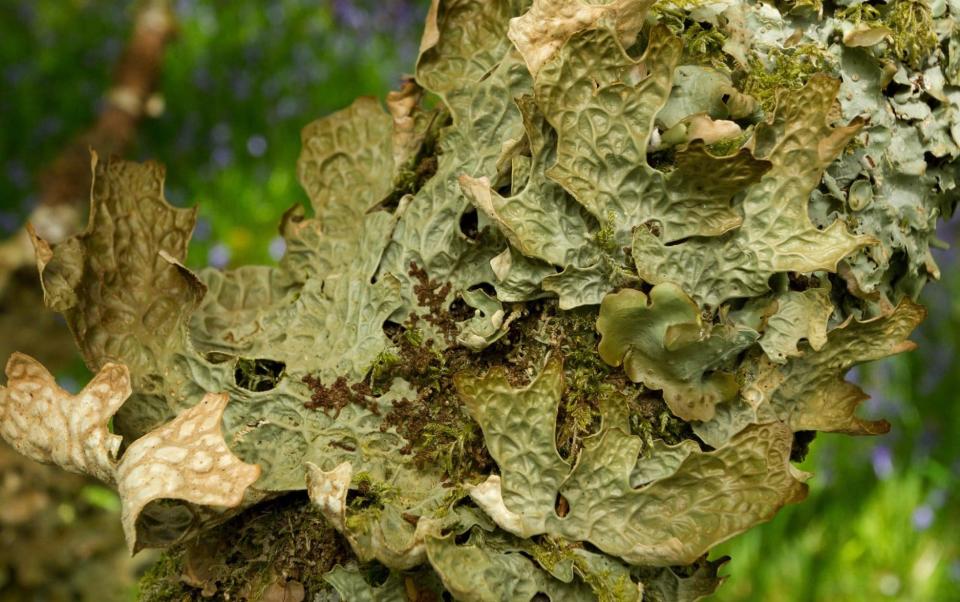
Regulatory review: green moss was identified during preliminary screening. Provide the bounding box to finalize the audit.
[837,0,938,71]
[542,308,696,459]
[431,485,470,520]
[384,106,449,207]
[836,3,883,25]
[683,24,728,69]
[651,0,709,17]
[529,535,577,575]
[595,211,619,256]
[554,311,614,459]
[138,495,352,602]
[138,551,193,602]
[530,536,638,602]
[631,409,690,452]
[742,45,833,112]
[348,472,399,514]
[885,0,939,70]
[368,349,401,387]
[577,562,637,602]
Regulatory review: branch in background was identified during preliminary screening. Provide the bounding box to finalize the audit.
[0,3,179,599]
[0,0,177,292]
[41,0,176,210]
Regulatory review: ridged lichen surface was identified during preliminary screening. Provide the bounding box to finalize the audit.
[2,0,959,599]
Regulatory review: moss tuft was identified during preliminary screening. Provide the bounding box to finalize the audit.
[138,494,353,602]
[886,0,939,70]
[595,211,619,256]
[138,552,192,602]
[836,2,883,25]
[531,536,638,601]
[741,45,833,113]
[383,106,449,209]
[375,320,497,483]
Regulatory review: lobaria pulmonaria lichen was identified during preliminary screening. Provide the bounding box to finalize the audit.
[1,0,958,600]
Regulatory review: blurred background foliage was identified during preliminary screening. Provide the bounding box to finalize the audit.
[0,0,957,600]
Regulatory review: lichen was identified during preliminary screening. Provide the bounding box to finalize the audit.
[653,6,730,70]
[3,0,958,598]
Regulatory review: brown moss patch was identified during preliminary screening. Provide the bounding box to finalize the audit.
[375,322,496,484]
[409,262,459,346]
[374,301,696,480]
[302,375,380,418]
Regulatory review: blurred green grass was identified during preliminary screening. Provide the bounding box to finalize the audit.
[1,0,426,267]
[1,1,958,600]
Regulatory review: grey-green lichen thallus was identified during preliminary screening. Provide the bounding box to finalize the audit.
[3,0,958,599]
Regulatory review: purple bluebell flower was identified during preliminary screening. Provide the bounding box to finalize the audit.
[950,559,960,583]
[175,0,197,16]
[911,505,934,531]
[332,0,368,30]
[293,43,315,70]
[918,349,949,393]
[6,160,29,188]
[193,217,212,242]
[246,135,268,157]
[211,122,232,145]
[211,146,233,170]
[930,217,958,270]
[397,39,418,64]
[232,72,252,101]
[15,2,36,25]
[164,187,187,207]
[926,488,947,509]
[916,424,939,459]
[871,444,894,479]
[208,243,231,269]
[266,4,285,25]
[0,212,19,235]
[99,37,122,63]
[37,116,64,140]
[268,236,286,262]
[193,66,213,92]
[4,63,28,86]
[274,96,301,120]
[263,75,282,100]
[863,385,900,418]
